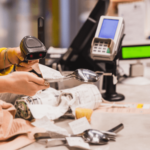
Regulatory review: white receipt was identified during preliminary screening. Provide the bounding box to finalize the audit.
[69,117,91,135]
[143,104,150,109]
[39,64,64,80]
[66,137,90,150]
[32,116,70,137]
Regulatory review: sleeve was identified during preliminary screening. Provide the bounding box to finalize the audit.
[0,48,14,76]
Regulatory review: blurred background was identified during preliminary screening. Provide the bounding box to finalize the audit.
[1,0,150,88]
[0,0,149,49]
[0,0,98,49]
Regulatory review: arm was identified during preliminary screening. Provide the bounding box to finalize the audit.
[0,48,14,75]
[0,72,49,96]
[0,47,39,75]
[0,75,10,93]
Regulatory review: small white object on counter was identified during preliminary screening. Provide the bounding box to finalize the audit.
[69,117,91,135]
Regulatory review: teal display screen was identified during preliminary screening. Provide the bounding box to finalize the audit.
[122,46,150,59]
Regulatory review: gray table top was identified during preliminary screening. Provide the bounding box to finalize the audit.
[20,58,150,150]
[20,81,150,150]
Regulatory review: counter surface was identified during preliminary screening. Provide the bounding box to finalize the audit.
[20,82,150,150]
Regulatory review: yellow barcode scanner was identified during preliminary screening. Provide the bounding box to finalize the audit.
[20,35,47,61]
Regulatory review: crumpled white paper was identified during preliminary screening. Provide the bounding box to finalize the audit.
[28,83,102,120]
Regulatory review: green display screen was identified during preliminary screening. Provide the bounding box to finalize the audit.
[122,46,150,59]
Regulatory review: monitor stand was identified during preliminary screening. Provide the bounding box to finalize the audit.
[102,34,125,101]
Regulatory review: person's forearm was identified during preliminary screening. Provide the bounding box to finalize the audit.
[0,76,11,93]
[0,49,13,70]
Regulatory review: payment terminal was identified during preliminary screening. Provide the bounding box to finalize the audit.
[91,16,124,61]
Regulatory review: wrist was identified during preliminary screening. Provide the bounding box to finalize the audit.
[0,75,12,93]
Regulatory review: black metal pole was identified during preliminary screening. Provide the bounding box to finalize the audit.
[102,34,125,101]
[38,17,45,65]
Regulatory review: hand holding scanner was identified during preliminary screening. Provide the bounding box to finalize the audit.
[20,36,47,61]
[91,16,124,61]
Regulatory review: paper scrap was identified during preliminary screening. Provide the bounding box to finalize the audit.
[29,105,49,119]
[143,104,150,109]
[113,75,118,84]
[39,64,64,80]
[66,137,90,150]
[69,117,91,134]
[46,138,66,148]
[32,116,70,137]
[97,102,150,114]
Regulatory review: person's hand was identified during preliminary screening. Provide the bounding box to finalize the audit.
[5,71,49,96]
[7,47,39,71]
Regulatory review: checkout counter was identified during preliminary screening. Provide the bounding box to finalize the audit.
[18,55,150,150]
[1,0,150,149]
[21,13,150,150]
[20,75,150,150]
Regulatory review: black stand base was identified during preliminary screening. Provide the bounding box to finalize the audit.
[102,92,125,102]
[101,34,126,102]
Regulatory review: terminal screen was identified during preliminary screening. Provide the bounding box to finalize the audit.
[98,19,119,39]
[122,46,150,59]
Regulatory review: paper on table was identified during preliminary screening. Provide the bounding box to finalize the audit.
[97,102,150,114]
[62,84,102,114]
[143,104,150,109]
[32,116,70,137]
[28,102,69,120]
[69,117,91,135]
[26,83,102,120]
[66,137,90,150]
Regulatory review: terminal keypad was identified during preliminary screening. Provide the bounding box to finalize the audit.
[92,41,110,54]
